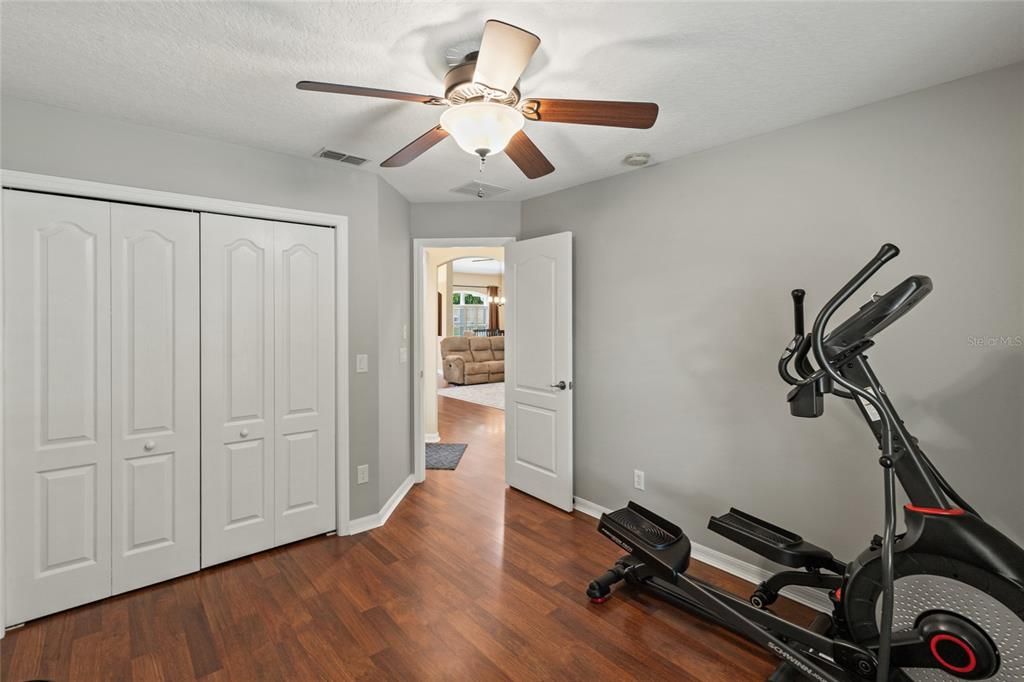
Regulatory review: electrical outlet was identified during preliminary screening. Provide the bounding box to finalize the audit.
[399,347,408,364]
[633,469,645,491]
[357,464,369,484]
[356,354,369,373]
[402,323,409,341]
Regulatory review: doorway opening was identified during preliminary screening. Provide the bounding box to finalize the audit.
[417,244,508,482]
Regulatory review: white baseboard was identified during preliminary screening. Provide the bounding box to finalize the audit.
[348,474,416,535]
[425,432,441,444]
[573,496,831,613]
[572,496,611,521]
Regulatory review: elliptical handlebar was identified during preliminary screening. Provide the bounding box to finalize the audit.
[810,243,899,376]
[804,243,901,682]
[777,289,812,386]
[791,289,806,337]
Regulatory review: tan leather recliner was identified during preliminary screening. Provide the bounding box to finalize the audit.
[441,336,504,385]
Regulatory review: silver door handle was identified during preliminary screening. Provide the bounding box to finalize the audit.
[240,428,250,438]
[550,381,567,390]
[143,440,156,451]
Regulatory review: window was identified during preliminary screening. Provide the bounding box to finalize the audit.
[452,290,488,336]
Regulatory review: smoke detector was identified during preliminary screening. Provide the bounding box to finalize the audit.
[623,152,651,167]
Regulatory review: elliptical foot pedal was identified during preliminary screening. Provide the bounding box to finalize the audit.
[605,506,681,549]
[708,508,834,569]
[597,502,691,577]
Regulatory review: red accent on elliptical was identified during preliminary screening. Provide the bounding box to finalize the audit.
[834,587,842,601]
[930,633,977,674]
[590,596,610,604]
[904,504,966,516]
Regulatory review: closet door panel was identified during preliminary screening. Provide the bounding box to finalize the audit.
[3,190,112,625]
[110,204,200,593]
[201,213,275,567]
[273,224,335,545]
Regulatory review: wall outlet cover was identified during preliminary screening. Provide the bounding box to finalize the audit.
[633,469,645,491]
[399,347,408,364]
[357,464,369,484]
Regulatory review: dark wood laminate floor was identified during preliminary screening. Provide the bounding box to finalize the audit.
[2,395,813,681]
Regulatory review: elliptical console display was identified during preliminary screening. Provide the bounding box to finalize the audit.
[587,244,1024,682]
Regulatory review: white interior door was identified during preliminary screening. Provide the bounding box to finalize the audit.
[504,232,574,511]
[273,223,335,544]
[200,213,275,567]
[3,190,112,624]
[110,204,200,593]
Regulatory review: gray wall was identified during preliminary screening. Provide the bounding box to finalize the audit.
[522,63,1024,565]
[411,201,520,239]
[0,98,413,519]
[376,180,414,504]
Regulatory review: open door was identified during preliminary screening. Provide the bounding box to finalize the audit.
[504,232,573,511]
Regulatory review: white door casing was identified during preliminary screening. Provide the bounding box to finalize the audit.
[200,213,276,567]
[3,190,113,624]
[273,222,336,545]
[110,204,200,594]
[504,232,574,512]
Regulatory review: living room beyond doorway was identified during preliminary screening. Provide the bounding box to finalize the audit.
[419,244,510,482]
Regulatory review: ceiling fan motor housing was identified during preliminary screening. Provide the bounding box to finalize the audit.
[444,58,521,107]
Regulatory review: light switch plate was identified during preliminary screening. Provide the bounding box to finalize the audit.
[357,464,369,484]
[402,323,409,341]
[356,354,369,373]
[399,347,408,364]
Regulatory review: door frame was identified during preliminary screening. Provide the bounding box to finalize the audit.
[412,237,516,483]
[0,170,352,628]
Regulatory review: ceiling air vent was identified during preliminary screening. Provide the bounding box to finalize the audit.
[314,148,368,166]
[450,181,510,199]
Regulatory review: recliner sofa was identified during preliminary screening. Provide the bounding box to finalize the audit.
[441,336,504,385]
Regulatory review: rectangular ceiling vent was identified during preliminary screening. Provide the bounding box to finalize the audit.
[450,181,510,199]
[314,148,368,166]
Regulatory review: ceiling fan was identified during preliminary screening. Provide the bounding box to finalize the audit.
[297,19,659,180]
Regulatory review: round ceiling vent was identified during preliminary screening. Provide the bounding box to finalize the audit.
[623,152,652,167]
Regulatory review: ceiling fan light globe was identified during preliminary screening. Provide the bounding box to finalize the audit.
[440,102,524,158]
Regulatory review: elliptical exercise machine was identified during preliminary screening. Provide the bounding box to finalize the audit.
[587,244,1024,681]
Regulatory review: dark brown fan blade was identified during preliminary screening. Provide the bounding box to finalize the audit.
[521,98,658,129]
[380,126,449,167]
[505,130,554,179]
[296,81,443,105]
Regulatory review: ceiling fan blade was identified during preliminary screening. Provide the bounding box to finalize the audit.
[521,98,659,129]
[472,20,541,95]
[505,130,554,179]
[380,126,449,167]
[296,81,443,105]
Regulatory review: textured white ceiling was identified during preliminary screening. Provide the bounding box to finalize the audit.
[2,2,1022,203]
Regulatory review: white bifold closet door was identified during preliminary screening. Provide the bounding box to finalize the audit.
[272,222,336,546]
[200,214,335,567]
[110,204,200,594]
[3,191,200,625]
[4,191,113,625]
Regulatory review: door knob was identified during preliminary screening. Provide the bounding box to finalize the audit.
[550,381,567,391]
[143,440,156,451]
[240,428,250,438]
